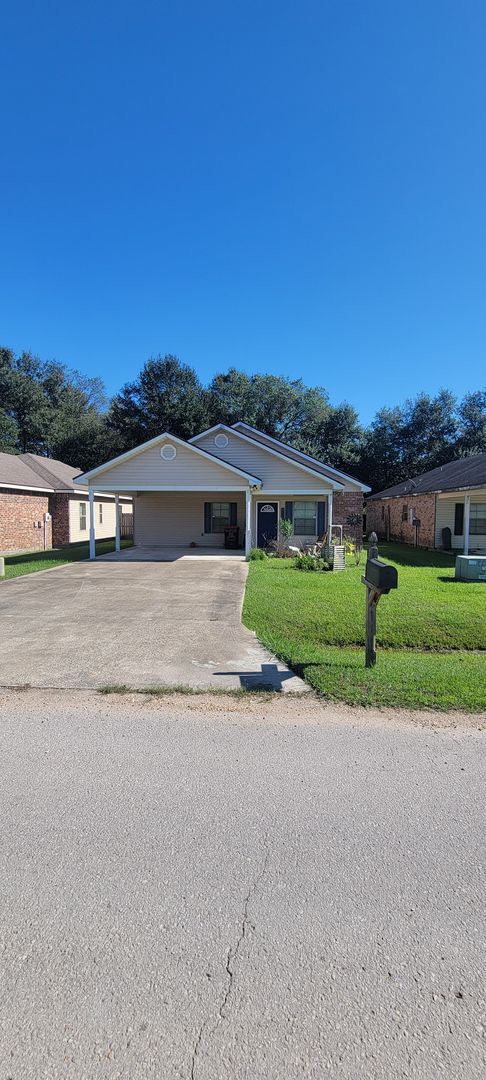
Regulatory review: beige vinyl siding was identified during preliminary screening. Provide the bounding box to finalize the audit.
[436,491,486,552]
[90,439,251,489]
[135,492,246,547]
[69,496,129,542]
[231,426,364,491]
[195,433,333,492]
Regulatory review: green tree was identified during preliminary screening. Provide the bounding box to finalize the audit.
[107,355,209,450]
[456,389,486,455]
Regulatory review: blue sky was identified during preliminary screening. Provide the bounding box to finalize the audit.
[1,1,485,423]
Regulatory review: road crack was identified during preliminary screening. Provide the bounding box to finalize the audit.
[190,830,270,1078]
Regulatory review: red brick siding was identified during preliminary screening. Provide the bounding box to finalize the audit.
[50,493,71,547]
[0,489,52,553]
[333,492,364,533]
[366,493,436,549]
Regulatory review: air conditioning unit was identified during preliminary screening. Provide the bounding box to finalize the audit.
[455,555,486,582]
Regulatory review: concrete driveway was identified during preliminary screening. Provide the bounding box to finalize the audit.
[0,553,304,691]
[1,688,485,1079]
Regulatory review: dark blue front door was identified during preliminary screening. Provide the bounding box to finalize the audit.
[257,502,278,548]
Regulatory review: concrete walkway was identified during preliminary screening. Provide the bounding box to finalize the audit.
[0,554,305,691]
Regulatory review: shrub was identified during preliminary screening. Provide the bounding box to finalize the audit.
[293,553,332,572]
[249,547,267,560]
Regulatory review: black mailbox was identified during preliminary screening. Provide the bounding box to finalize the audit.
[365,558,398,594]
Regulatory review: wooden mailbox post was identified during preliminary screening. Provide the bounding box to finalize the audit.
[362,533,398,667]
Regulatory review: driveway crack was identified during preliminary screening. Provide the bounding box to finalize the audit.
[190,830,270,1078]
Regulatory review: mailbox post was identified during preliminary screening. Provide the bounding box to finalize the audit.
[362,533,398,667]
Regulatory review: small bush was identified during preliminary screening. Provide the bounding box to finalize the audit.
[293,554,332,572]
[249,547,267,560]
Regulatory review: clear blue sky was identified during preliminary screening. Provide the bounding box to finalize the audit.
[1,1,485,423]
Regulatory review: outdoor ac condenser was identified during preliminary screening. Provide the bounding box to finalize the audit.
[455,555,486,581]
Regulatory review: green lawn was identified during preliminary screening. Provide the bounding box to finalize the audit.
[243,543,486,711]
[3,538,133,579]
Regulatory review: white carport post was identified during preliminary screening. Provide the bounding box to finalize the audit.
[115,493,121,552]
[245,488,252,558]
[89,488,95,560]
[327,491,333,541]
[464,494,471,555]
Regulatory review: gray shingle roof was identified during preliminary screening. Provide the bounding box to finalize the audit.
[0,452,88,492]
[368,454,486,500]
[0,452,51,489]
[21,453,85,492]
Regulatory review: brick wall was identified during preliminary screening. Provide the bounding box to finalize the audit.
[50,493,71,547]
[366,493,436,549]
[0,490,52,553]
[333,492,364,532]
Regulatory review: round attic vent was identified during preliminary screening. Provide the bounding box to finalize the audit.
[215,433,229,448]
[160,444,176,460]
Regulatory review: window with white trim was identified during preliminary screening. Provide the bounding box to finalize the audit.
[210,502,231,532]
[79,503,87,531]
[470,503,486,535]
[293,501,317,535]
[99,503,103,524]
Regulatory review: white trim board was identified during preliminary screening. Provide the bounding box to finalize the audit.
[84,484,252,493]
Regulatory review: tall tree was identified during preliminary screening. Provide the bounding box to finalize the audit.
[456,389,486,455]
[107,355,209,450]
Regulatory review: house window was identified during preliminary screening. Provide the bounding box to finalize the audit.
[470,503,486,535]
[99,503,103,524]
[401,504,408,522]
[293,501,317,535]
[79,503,87,531]
[381,505,385,521]
[210,502,231,532]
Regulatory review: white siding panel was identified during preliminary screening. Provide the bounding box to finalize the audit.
[195,434,332,492]
[436,494,486,551]
[93,440,250,488]
[135,492,246,547]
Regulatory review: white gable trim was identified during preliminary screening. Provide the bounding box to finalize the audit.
[190,424,344,489]
[232,422,371,492]
[74,431,263,487]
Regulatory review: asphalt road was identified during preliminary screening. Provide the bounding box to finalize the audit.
[1,690,485,1079]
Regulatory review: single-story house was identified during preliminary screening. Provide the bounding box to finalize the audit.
[366,453,486,554]
[0,451,132,554]
[74,421,370,558]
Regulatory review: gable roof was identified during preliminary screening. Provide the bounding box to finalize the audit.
[368,454,486,500]
[191,422,369,491]
[74,431,263,487]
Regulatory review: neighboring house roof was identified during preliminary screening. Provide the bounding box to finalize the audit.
[0,452,54,491]
[21,453,85,492]
[74,431,263,487]
[368,454,486,501]
[0,452,131,498]
[190,422,369,492]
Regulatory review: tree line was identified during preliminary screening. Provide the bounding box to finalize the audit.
[1,346,485,492]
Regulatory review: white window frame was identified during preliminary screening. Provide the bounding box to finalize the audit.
[470,502,486,536]
[99,503,103,525]
[206,501,232,534]
[293,500,318,536]
[79,502,87,531]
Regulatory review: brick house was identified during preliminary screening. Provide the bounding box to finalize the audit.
[0,452,132,554]
[366,454,486,554]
